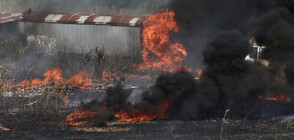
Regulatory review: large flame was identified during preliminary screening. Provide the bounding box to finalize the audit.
[139,9,187,72]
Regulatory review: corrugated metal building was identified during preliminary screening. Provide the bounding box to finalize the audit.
[1,11,145,57]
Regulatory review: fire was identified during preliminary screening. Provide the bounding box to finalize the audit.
[259,95,289,102]
[66,107,98,126]
[265,96,287,101]
[67,70,92,91]
[16,68,92,91]
[114,100,173,123]
[0,124,9,131]
[66,9,186,126]
[196,68,204,76]
[67,102,108,126]
[258,92,291,102]
[102,69,120,81]
[66,100,174,126]
[139,9,187,72]
[43,68,64,84]
[17,78,43,89]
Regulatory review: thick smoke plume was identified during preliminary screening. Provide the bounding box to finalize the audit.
[71,0,294,125]
[79,71,202,124]
[137,71,199,120]
[250,0,294,88]
[168,0,275,68]
[79,30,271,123]
[201,30,271,111]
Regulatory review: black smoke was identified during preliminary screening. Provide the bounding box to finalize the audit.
[69,0,294,125]
[80,30,272,123]
[80,71,200,124]
[250,0,294,90]
[136,71,199,120]
[201,30,271,111]
[81,85,131,125]
[168,0,275,69]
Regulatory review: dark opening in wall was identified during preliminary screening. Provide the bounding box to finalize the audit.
[7,21,18,32]
[0,21,19,39]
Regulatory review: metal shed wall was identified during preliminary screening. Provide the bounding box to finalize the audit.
[18,22,141,56]
[1,11,144,57]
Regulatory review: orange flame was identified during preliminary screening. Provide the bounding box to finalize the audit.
[67,70,92,91]
[258,92,291,102]
[66,102,108,126]
[196,68,204,76]
[17,78,43,89]
[259,95,289,102]
[114,100,174,123]
[102,69,120,81]
[43,68,64,84]
[16,68,92,91]
[66,107,98,126]
[66,100,174,126]
[139,9,187,72]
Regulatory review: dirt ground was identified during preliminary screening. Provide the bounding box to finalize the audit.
[1,113,294,140]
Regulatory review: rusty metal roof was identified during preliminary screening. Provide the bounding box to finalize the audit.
[0,12,22,24]
[21,12,146,27]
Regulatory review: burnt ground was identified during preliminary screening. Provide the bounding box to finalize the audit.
[1,113,294,140]
[1,92,294,139]
[1,77,294,139]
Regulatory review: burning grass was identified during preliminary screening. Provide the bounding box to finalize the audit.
[114,100,174,123]
[15,68,92,91]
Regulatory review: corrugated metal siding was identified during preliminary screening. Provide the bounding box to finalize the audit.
[21,12,146,27]
[18,22,141,56]
[1,11,143,57]
[1,11,145,27]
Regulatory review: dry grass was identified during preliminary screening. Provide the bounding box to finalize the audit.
[220,109,230,140]
[0,35,135,128]
[0,36,25,62]
[0,36,70,125]
[74,127,131,133]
